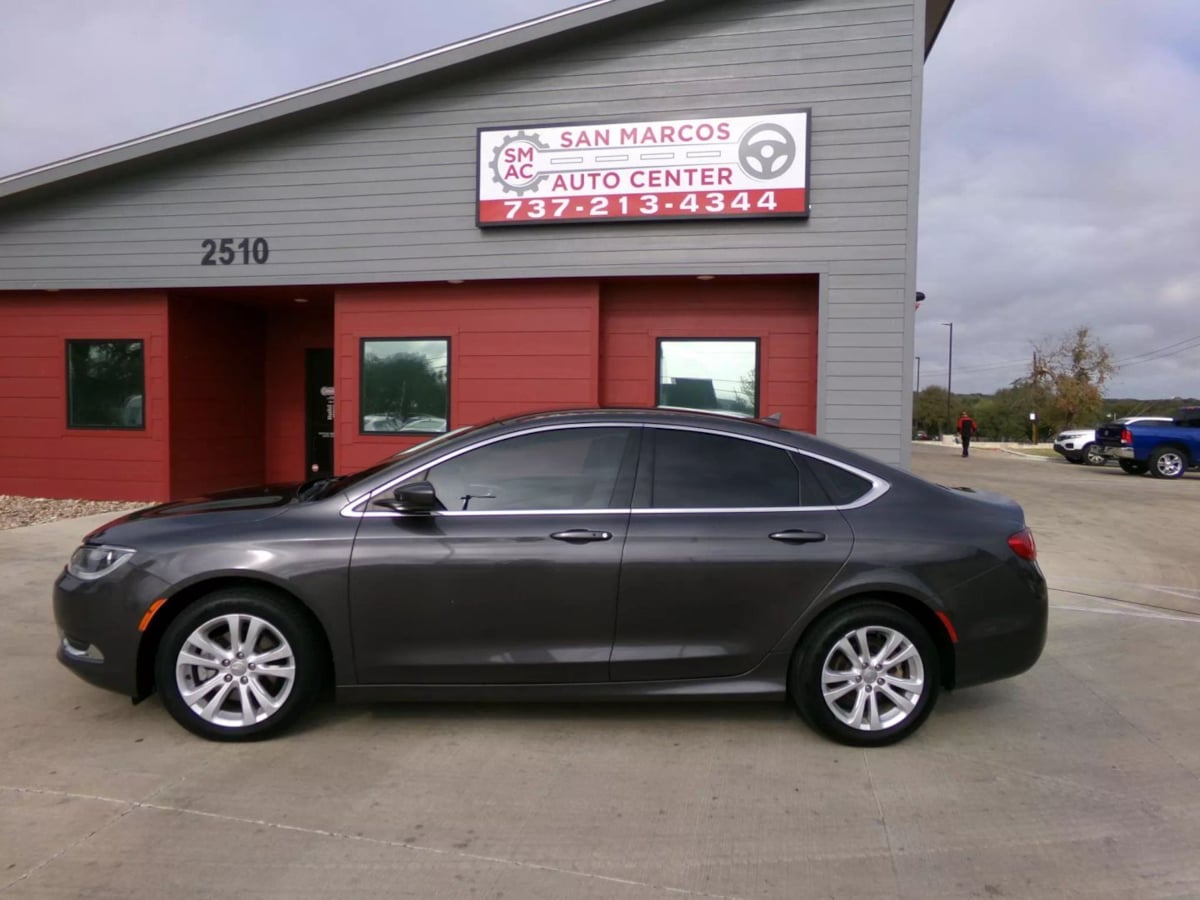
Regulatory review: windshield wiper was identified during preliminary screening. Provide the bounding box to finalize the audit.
[296,476,340,501]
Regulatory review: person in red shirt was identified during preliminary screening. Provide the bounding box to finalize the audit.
[957,411,978,457]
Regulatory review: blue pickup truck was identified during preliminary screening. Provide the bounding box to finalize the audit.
[1097,407,1200,478]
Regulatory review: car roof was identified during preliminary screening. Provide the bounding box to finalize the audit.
[479,406,905,477]
[489,406,790,436]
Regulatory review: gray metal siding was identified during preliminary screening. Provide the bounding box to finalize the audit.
[0,0,922,464]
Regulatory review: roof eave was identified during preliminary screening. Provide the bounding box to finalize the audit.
[925,0,956,58]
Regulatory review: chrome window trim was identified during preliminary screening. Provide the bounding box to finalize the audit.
[340,421,889,519]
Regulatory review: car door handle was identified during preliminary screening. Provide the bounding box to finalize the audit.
[550,529,613,544]
[769,530,827,544]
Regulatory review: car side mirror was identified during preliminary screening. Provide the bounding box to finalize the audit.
[375,481,439,513]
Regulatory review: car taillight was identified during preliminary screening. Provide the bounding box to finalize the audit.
[1007,528,1037,561]
[1121,429,1133,445]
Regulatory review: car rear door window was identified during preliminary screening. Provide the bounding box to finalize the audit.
[647,429,799,508]
[422,427,636,511]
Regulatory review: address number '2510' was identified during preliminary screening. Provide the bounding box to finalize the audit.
[200,238,270,266]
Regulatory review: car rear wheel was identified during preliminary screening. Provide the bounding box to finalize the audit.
[1083,443,1107,466]
[155,588,322,741]
[790,602,939,747]
[1149,447,1187,479]
[1119,460,1148,475]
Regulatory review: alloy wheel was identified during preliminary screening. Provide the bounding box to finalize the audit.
[1155,452,1185,478]
[820,626,925,732]
[175,614,296,728]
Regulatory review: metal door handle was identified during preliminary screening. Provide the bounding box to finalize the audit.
[769,530,826,544]
[550,529,613,544]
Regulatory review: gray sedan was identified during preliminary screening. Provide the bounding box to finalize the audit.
[54,408,1047,746]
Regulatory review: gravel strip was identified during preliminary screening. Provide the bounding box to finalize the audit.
[0,495,151,531]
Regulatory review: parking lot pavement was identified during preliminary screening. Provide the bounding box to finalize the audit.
[3,457,1200,899]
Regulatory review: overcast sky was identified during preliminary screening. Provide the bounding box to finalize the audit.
[2,0,1197,399]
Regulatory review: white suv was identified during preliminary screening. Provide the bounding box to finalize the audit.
[1053,416,1172,466]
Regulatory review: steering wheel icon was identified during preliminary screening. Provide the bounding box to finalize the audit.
[738,123,797,180]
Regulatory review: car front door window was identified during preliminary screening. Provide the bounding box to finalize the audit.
[420,427,636,511]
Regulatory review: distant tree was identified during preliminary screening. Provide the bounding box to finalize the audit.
[913,386,949,435]
[987,381,1050,441]
[1028,326,1117,430]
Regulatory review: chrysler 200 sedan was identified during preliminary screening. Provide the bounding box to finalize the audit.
[54,408,1047,746]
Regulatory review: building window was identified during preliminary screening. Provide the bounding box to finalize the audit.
[66,339,145,429]
[360,338,449,434]
[657,339,759,417]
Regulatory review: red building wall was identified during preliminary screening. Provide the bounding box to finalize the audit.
[0,291,170,501]
[600,278,819,432]
[167,297,266,498]
[263,302,334,483]
[335,281,601,473]
[0,277,819,500]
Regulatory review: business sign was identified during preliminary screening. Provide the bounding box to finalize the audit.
[477,111,810,227]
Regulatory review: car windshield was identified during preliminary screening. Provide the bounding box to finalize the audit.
[299,425,479,501]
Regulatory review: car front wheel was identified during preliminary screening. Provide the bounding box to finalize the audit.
[155,588,322,741]
[1083,443,1107,466]
[790,602,940,747]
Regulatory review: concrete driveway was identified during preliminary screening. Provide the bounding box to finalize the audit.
[2,447,1199,899]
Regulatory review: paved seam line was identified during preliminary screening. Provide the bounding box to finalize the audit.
[0,796,138,894]
[1050,585,1200,617]
[0,785,742,900]
[1052,577,1200,598]
[1051,605,1200,624]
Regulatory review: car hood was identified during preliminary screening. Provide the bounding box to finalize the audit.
[84,483,300,544]
[1056,429,1094,439]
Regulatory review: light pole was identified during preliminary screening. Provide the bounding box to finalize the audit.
[913,355,921,437]
[941,322,954,437]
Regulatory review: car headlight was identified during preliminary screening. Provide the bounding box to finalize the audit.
[67,545,135,581]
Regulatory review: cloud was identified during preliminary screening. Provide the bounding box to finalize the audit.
[0,0,576,175]
[917,0,1200,399]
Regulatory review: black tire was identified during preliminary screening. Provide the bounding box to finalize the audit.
[1149,446,1188,479]
[1119,459,1148,475]
[1066,456,1083,465]
[155,587,323,741]
[790,601,940,747]
[1083,443,1107,466]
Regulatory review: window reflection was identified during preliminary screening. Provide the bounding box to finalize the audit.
[67,339,145,429]
[361,338,449,434]
[657,339,758,416]
[422,427,633,511]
